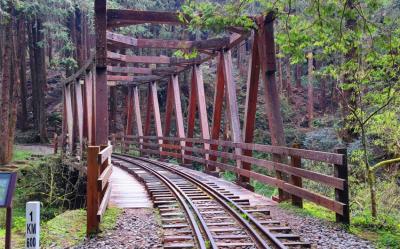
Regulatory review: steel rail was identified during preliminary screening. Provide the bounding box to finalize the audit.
[113,155,216,249]
[114,154,276,249]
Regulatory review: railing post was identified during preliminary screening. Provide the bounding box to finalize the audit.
[334,148,350,224]
[290,144,303,208]
[87,146,100,235]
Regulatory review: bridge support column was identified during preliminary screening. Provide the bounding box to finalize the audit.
[257,14,289,201]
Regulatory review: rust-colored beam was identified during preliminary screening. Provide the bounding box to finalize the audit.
[65,84,74,151]
[150,82,163,146]
[257,15,287,200]
[75,80,84,154]
[107,66,152,75]
[107,51,170,64]
[107,31,230,50]
[107,75,162,83]
[221,50,244,176]
[94,0,108,146]
[107,9,184,28]
[210,53,225,161]
[171,74,186,156]
[193,65,212,170]
[133,86,144,150]
[242,32,261,184]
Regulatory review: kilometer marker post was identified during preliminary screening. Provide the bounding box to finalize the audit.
[26,201,40,249]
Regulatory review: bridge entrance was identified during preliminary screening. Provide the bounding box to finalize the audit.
[61,0,350,237]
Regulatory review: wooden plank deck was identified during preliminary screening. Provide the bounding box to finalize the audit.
[109,165,152,208]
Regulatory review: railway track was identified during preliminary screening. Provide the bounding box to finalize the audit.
[112,154,311,249]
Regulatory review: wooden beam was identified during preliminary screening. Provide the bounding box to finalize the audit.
[210,53,225,161]
[133,86,144,150]
[94,0,108,145]
[193,65,211,169]
[107,9,183,28]
[65,84,74,151]
[107,75,161,83]
[107,66,152,75]
[107,31,230,50]
[75,80,84,154]
[184,69,197,164]
[107,51,170,64]
[242,32,261,183]
[171,75,186,156]
[257,15,286,200]
[221,50,244,175]
[150,82,163,146]
[83,69,94,145]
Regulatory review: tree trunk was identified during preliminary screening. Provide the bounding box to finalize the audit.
[36,19,48,143]
[286,59,292,101]
[18,16,28,131]
[306,52,314,127]
[0,4,20,164]
[295,64,302,88]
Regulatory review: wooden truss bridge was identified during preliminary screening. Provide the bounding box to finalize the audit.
[61,0,350,240]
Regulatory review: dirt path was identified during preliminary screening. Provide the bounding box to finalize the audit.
[15,144,54,155]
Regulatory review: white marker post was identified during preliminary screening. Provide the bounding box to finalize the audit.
[26,201,40,249]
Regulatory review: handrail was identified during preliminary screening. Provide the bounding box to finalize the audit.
[111,134,350,224]
[118,135,344,165]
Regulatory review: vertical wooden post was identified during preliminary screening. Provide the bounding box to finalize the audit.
[75,80,84,155]
[133,86,143,153]
[210,52,225,162]
[221,50,248,186]
[87,146,100,235]
[150,81,163,152]
[257,14,288,201]
[94,0,108,145]
[193,65,212,171]
[290,144,303,208]
[168,75,185,159]
[335,148,350,224]
[242,32,260,188]
[65,84,74,151]
[185,69,198,165]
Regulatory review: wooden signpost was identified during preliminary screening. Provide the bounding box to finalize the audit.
[0,172,17,249]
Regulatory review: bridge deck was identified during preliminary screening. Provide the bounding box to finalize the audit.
[109,157,276,208]
[109,165,152,208]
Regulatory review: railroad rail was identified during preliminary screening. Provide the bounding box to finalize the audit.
[112,154,311,249]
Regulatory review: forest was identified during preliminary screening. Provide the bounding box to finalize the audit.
[0,0,399,248]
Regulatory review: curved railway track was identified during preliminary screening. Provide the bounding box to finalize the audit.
[112,154,311,249]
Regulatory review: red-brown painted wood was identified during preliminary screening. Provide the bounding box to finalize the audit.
[242,33,261,184]
[210,53,225,161]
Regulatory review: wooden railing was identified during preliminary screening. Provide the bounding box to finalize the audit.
[111,134,350,224]
[87,143,113,235]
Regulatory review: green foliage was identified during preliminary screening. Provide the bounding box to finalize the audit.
[179,0,255,34]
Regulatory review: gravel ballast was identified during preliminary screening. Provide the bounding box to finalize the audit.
[74,208,163,249]
[268,205,375,249]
